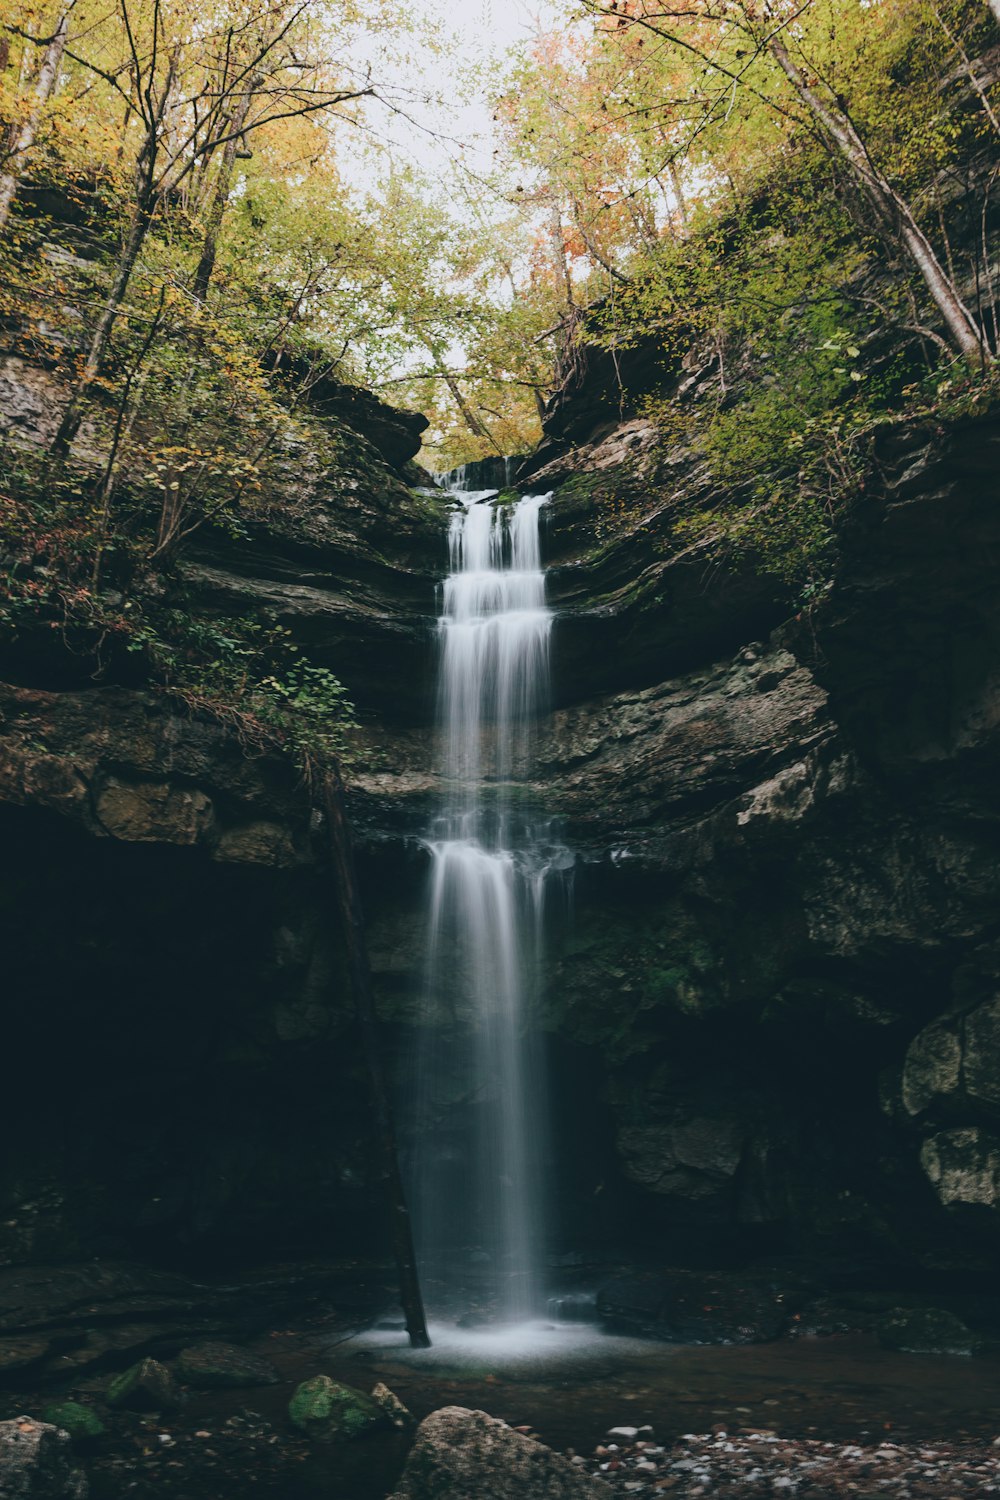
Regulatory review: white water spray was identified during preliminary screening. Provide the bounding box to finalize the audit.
[415,487,565,1324]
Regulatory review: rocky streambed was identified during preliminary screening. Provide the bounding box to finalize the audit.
[6,1257,1000,1497]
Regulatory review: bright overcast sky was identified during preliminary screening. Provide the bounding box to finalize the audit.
[343,0,573,187]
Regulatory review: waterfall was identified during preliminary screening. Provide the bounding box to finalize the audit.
[414,487,562,1325]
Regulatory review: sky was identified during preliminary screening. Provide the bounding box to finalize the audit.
[343,0,572,187]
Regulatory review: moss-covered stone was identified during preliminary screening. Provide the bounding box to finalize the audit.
[288,1375,385,1442]
[106,1357,179,1411]
[42,1402,106,1440]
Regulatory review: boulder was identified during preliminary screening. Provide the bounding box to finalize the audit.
[902,998,1000,1118]
[920,1127,1000,1209]
[877,1306,978,1356]
[175,1341,279,1389]
[616,1114,744,1199]
[388,1407,607,1500]
[0,1417,88,1498]
[370,1381,414,1430]
[40,1405,105,1442]
[287,1376,384,1442]
[294,377,428,469]
[106,1357,179,1411]
[902,1022,962,1116]
[962,997,1000,1109]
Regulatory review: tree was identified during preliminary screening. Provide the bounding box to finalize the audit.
[573,0,992,364]
[190,70,259,301]
[766,31,985,364]
[0,0,73,232]
[49,0,372,456]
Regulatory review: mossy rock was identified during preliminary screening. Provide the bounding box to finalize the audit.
[107,1356,180,1411]
[288,1375,385,1441]
[42,1401,106,1440]
[877,1306,978,1356]
[176,1341,280,1389]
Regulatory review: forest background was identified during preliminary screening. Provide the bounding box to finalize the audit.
[0,0,997,766]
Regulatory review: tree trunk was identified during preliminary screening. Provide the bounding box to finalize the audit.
[769,37,987,365]
[424,341,502,452]
[321,768,431,1350]
[933,4,1000,136]
[0,5,71,233]
[989,0,1000,28]
[50,184,156,455]
[549,204,576,310]
[666,158,689,230]
[572,203,629,281]
[191,81,256,301]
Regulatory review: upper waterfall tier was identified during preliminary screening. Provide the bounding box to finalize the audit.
[439,494,552,790]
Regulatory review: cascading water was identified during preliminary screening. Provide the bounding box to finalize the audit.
[413,486,565,1325]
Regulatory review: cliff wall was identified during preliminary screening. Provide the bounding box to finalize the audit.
[2,355,1000,1290]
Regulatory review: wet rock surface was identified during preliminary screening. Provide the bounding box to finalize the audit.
[876,1307,978,1357]
[596,1269,813,1345]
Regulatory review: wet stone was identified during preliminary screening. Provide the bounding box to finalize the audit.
[106,1357,179,1412]
[0,1417,88,1499]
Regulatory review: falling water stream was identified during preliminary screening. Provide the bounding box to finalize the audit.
[413,484,566,1327]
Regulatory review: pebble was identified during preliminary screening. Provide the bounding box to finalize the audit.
[583,1427,1000,1497]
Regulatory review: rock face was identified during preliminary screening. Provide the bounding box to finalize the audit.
[0,365,446,1267]
[0,1419,88,1499]
[373,407,1000,1266]
[388,1407,608,1500]
[2,327,1000,1278]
